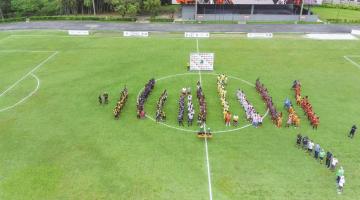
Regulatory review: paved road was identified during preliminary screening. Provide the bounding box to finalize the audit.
[0,21,360,33]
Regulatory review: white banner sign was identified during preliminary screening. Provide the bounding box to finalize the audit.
[247,33,273,38]
[351,30,360,35]
[190,53,214,71]
[68,30,89,36]
[123,31,149,37]
[185,32,210,38]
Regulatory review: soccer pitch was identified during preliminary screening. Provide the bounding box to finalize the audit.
[0,31,360,199]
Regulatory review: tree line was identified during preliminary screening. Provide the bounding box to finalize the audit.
[0,0,173,18]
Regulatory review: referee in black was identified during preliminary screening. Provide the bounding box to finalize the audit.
[348,125,357,139]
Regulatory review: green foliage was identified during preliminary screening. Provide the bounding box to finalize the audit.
[149,17,173,22]
[113,0,139,17]
[318,3,360,11]
[143,0,161,16]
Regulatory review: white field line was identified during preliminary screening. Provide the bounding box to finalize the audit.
[0,74,40,112]
[0,51,58,98]
[0,50,56,53]
[344,55,360,70]
[197,38,213,200]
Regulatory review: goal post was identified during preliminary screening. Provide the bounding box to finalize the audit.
[189,53,214,71]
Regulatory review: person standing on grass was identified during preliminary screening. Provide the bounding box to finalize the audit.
[326,151,333,168]
[233,114,239,127]
[188,112,194,126]
[225,111,231,127]
[296,134,302,147]
[331,157,339,171]
[307,140,314,154]
[348,125,357,139]
[336,166,344,181]
[319,148,326,164]
[314,143,320,159]
[338,176,345,194]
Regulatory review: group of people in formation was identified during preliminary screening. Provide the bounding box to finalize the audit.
[236,89,262,127]
[178,88,195,126]
[256,78,282,128]
[292,80,320,129]
[284,98,300,127]
[137,78,155,119]
[113,87,128,119]
[155,90,167,122]
[196,81,207,126]
[296,134,345,193]
[216,74,234,126]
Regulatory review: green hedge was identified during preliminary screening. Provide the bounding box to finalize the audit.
[0,17,26,23]
[149,18,174,22]
[326,18,360,24]
[319,3,360,11]
[0,15,136,23]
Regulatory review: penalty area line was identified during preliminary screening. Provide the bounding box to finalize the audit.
[344,55,360,70]
[0,74,40,112]
[0,51,59,98]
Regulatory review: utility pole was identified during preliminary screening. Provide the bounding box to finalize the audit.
[195,0,198,21]
[299,0,305,21]
[92,0,96,15]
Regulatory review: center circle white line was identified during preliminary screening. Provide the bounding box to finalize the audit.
[137,72,268,134]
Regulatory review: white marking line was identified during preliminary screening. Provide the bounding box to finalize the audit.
[344,55,360,70]
[0,74,40,112]
[0,51,58,98]
[197,38,213,200]
[204,137,213,200]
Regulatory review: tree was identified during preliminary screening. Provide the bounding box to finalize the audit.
[113,0,139,17]
[143,0,160,17]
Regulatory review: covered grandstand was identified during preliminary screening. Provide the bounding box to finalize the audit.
[175,0,322,22]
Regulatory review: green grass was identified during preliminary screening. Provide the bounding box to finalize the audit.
[0,31,360,199]
[312,6,360,21]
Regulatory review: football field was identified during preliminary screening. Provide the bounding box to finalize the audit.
[0,31,360,199]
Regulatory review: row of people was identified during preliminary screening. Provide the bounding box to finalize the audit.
[137,78,155,119]
[178,93,186,126]
[217,74,230,117]
[155,90,168,122]
[113,87,128,119]
[292,80,319,129]
[196,81,207,126]
[187,92,195,126]
[284,98,300,127]
[236,89,262,127]
[296,134,345,193]
[256,78,282,128]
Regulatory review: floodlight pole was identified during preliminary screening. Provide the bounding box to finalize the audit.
[92,0,96,15]
[299,0,304,21]
[195,0,198,21]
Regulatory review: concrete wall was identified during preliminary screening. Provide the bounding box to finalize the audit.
[196,14,319,22]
